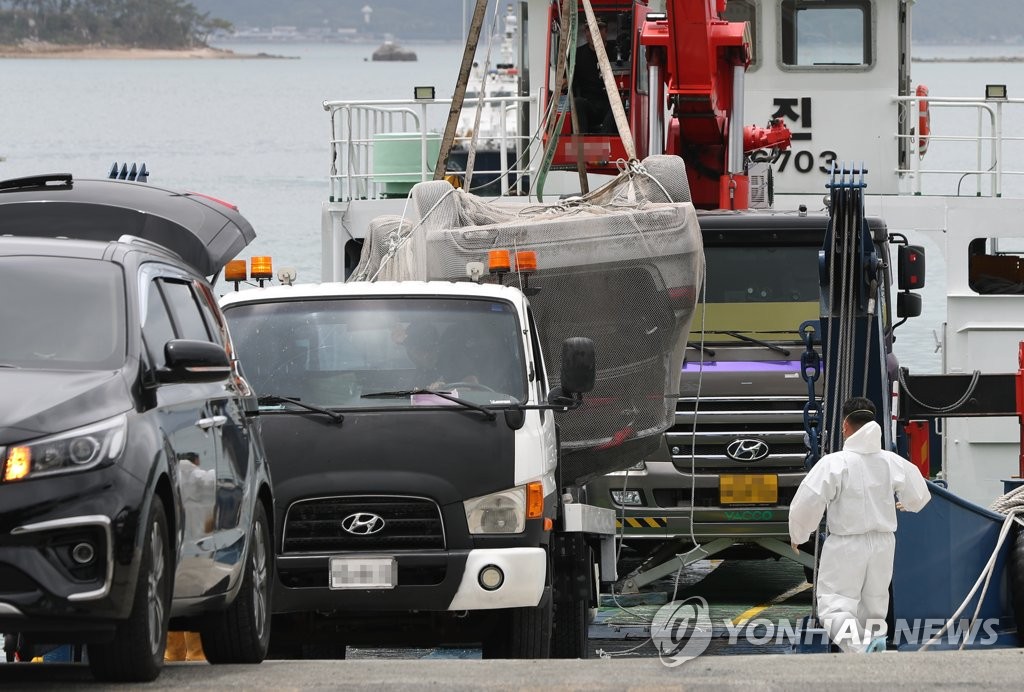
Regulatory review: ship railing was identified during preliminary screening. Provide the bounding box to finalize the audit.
[324,96,537,202]
[895,93,1024,198]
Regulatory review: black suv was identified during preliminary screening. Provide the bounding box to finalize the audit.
[0,174,274,681]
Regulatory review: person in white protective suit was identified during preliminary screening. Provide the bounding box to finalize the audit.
[789,397,931,653]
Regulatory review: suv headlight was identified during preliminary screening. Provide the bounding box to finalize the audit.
[464,486,526,534]
[2,414,127,482]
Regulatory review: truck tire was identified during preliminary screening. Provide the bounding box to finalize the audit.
[551,533,592,658]
[268,640,347,659]
[299,643,347,659]
[200,501,273,663]
[1009,525,1024,646]
[482,598,552,659]
[266,614,347,659]
[88,496,171,682]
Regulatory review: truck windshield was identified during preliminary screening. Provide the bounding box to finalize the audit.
[224,297,528,408]
[0,256,126,370]
[692,245,820,343]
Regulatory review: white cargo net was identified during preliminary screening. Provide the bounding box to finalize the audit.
[350,156,705,485]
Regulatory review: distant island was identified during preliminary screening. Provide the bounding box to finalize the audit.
[0,41,287,60]
[914,55,1024,63]
[0,0,232,53]
[192,0,1024,45]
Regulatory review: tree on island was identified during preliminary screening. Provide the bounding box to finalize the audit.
[0,0,232,48]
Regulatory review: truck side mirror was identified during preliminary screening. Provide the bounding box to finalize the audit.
[898,245,926,290]
[559,337,596,395]
[896,291,922,319]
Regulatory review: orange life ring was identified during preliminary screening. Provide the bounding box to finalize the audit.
[916,84,930,156]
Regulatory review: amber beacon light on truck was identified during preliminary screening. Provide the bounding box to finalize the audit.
[483,249,538,292]
[224,256,297,290]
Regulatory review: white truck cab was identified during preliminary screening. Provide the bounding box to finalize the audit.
[220,279,608,658]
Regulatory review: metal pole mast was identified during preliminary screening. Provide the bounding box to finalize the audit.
[435,0,490,180]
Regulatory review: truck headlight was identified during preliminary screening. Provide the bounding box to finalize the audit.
[2,414,127,482]
[611,490,643,506]
[464,486,526,534]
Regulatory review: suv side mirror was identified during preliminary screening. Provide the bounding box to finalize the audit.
[898,245,926,290]
[558,337,596,395]
[158,339,231,383]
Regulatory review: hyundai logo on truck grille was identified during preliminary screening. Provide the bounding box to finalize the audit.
[341,512,386,535]
[725,438,770,461]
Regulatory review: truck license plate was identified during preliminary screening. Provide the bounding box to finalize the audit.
[329,557,397,590]
[720,474,778,504]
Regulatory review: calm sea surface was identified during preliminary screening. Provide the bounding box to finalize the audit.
[4,41,1024,373]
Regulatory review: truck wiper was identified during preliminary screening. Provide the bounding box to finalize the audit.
[257,394,344,424]
[687,342,716,357]
[361,389,497,421]
[718,331,791,357]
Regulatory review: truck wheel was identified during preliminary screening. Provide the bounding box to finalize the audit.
[266,614,347,659]
[88,495,171,682]
[1009,525,1024,646]
[266,641,347,659]
[482,598,552,659]
[551,533,592,658]
[299,643,347,659]
[201,501,273,663]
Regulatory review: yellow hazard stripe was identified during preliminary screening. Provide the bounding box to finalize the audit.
[614,517,668,529]
[730,581,813,626]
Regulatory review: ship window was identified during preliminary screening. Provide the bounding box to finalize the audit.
[781,0,872,67]
[968,237,1024,294]
[721,0,757,67]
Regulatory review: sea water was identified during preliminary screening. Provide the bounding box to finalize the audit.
[3,40,1024,373]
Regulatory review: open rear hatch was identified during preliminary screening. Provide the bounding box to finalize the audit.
[0,174,256,276]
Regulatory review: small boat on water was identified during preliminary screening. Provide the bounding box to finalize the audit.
[371,36,416,62]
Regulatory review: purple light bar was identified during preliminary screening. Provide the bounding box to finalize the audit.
[682,360,802,372]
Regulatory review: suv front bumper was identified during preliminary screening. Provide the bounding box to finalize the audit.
[0,465,146,634]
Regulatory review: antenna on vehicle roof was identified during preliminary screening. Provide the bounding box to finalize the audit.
[108,162,150,183]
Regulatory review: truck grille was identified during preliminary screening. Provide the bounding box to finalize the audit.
[668,396,809,471]
[283,496,445,553]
